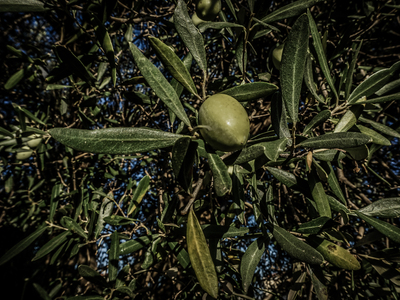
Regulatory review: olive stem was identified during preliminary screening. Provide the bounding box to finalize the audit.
[201,69,207,99]
[181,170,205,215]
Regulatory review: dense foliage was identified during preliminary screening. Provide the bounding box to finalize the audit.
[1,0,400,299]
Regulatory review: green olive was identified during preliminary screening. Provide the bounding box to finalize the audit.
[27,137,42,149]
[272,43,284,71]
[198,94,250,152]
[16,146,33,160]
[195,0,221,21]
[192,12,206,26]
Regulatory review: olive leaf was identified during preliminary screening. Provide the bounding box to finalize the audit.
[0,225,47,266]
[348,61,400,104]
[355,212,400,244]
[61,216,88,240]
[260,0,324,23]
[54,46,96,86]
[221,82,278,102]
[307,9,339,104]
[333,105,363,133]
[241,237,267,293]
[93,16,116,86]
[271,92,291,140]
[303,110,331,135]
[308,168,331,218]
[108,231,119,282]
[198,21,244,33]
[127,175,150,217]
[78,265,109,287]
[149,37,197,96]
[320,161,346,205]
[304,53,325,103]
[174,0,207,72]
[272,225,324,265]
[357,198,400,218]
[280,14,309,125]
[187,207,219,299]
[356,125,391,146]
[308,236,361,270]
[120,235,159,256]
[49,127,188,155]
[208,152,232,197]
[129,42,191,127]
[299,132,371,149]
[359,116,400,138]
[32,230,72,261]
[295,216,332,234]
[94,196,114,239]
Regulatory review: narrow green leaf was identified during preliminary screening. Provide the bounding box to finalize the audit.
[261,0,324,23]
[304,53,325,103]
[0,126,14,138]
[61,216,88,240]
[32,230,71,261]
[309,267,328,300]
[221,82,278,102]
[232,168,245,224]
[320,161,346,205]
[94,196,114,239]
[33,283,51,300]
[187,207,219,299]
[78,265,109,287]
[355,212,400,244]
[241,237,266,293]
[375,78,400,96]
[236,33,247,75]
[120,235,157,256]
[0,225,47,266]
[169,242,190,269]
[357,198,400,218]
[352,92,400,105]
[49,183,60,221]
[272,225,324,265]
[308,168,331,218]
[4,68,26,90]
[108,231,119,282]
[334,105,363,133]
[49,127,187,155]
[348,62,400,104]
[55,46,96,86]
[308,236,361,270]
[356,124,391,146]
[359,116,400,138]
[307,10,339,103]
[0,0,47,12]
[149,37,197,96]
[104,215,136,226]
[127,175,150,216]
[94,19,116,86]
[303,110,331,135]
[198,22,244,33]
[174,0,207,72]
[299,132,371,149]
[281,14,309,124]
[234,144,266,165]
[326,195,351,214]
[266,166,304,189]
[172,138,197,192]
[345,41,362,100]
[295,216,332,234]
[208,152,232,197]
[128,42,191,126]
[264,138,288,162]
[271,92,291,140]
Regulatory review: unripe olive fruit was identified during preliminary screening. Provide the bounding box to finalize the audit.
[272,43,284,71]
[198,94,250,152]
[27,137,42,149]
[195,0,221,21]
[16,146,33,160]
[192,12,206,26]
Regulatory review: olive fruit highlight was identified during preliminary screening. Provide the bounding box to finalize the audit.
[198,94,250,152]
[192,12,205,26]
[195,0,221,22]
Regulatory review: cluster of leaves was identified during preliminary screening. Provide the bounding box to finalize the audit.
[1,0,400,299]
